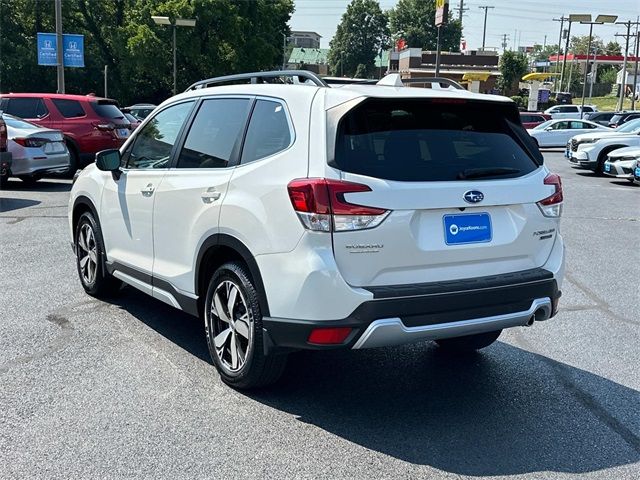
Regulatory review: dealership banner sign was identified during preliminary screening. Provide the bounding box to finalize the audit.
[37,33,85,67]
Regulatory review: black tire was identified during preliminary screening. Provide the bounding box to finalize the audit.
[204,261,287,390]
[435,329,502,353]
[64,142,79,178]
[18,175,41,185]
[74,211,122,297]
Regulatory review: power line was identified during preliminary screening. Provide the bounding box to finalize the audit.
[478,5,495,50]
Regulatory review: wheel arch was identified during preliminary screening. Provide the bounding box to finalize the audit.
[72,195,100,235]
[195,234,270,318]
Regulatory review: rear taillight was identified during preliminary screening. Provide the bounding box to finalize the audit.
[13,137,48,148]
[537,173,563,217]
[0,116,7,152]
[287,178,389,232]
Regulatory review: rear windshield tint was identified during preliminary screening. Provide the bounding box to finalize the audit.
[332,98,540,182]
[90,101,125,120]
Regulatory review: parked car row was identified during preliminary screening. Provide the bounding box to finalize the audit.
[564,118,640,182]
[0,94,156,186]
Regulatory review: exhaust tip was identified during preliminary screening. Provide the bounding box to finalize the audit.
[533,306,551,322]
[526,315,535,327]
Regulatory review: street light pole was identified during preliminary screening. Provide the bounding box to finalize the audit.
[54,0,65,93]
[152,16,196,96]
[574,15,618,119]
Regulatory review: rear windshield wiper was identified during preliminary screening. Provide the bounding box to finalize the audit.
[457,167,521,180]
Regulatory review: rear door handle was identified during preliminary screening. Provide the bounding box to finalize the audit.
[201,188,221,204]
[141,183,155,196]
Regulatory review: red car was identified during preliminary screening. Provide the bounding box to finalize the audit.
[520,112,552,129]
[0,93,130,173]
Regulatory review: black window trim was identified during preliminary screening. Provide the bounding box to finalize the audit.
[121,99,197,171]
[237,95,296,167]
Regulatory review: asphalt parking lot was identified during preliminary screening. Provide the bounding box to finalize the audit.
[1,152,639,479]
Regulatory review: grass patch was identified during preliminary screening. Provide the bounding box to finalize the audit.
[587,96,637,112]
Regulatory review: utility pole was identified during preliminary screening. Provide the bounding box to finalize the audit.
[632,19,640,110]
[479,6,494,50]
[553,16,568,90]
[501,33,510,52]
[455,0,468,23]
[54,0,65,94]
[615,20,640,111]
[560,19,573,92]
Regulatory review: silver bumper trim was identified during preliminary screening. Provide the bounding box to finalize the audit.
[352,297,552,349]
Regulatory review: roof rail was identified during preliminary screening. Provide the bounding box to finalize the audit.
[185,70,328,91]
[323,77,379,85]
[400,77,466,90]
[376,74,465,90]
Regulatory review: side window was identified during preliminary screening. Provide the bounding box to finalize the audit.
[176,98,251,169]
[521,115,532,123]
[4,98,47,118]
[550,122,567,130]
[583,106,593,113]
[241,99,292,164]
[52,99,85,118]
[127,101,194,169]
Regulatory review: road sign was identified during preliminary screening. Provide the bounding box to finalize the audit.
[435,0,449,27]
[37,33,85,68]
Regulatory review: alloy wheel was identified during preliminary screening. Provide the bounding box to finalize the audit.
[77,223,98,285]
[210,280,253,373]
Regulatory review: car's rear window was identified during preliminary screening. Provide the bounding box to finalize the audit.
[90,101,125,120]
[332,98,540,182]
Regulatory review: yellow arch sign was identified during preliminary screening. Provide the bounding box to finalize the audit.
[522,72,560,82]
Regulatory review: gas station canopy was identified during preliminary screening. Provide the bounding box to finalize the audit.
[522,72,560,82]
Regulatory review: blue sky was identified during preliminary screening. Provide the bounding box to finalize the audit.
[290,0,640,51]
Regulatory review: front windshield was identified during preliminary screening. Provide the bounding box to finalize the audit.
[617,118,640,133]
[533,120,554,130]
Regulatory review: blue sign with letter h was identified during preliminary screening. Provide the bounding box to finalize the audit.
[37,33,84,68]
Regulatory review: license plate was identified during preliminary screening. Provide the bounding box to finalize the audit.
[604,163,611,172]
[635,166,640,178]
[43,142,65,154]
[117,128,130,138]
[443,213,492,245]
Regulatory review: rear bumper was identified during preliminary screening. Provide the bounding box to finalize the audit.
[9,152,70,176]
[262,267,561,352]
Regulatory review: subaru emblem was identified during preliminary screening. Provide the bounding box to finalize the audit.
[463,190,484,204]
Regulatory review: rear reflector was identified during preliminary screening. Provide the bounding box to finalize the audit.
[308,327,352,345]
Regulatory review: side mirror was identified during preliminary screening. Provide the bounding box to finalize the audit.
[544,127,553,131]
[95,149,121,171]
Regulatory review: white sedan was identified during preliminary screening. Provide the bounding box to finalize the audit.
[528,119,611,148]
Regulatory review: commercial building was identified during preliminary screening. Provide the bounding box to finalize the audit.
[289,31,322,49]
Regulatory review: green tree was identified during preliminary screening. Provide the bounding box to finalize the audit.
[0,0,294,104]
[388,0,461,51]
[328,0,390,78]
[569,35,605,55]
[498,50,528,95]
[604,41,622,56]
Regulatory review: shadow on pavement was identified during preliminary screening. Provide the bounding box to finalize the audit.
[1,178,72,192]
[109,287,640,476]
[113,287,211,364]
[0,197,41,212]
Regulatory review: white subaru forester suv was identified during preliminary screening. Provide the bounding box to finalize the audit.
[68,71,565,389]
